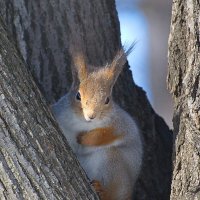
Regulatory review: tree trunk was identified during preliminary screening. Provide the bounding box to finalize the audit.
[0,0,121,103]
[0,0,173,199]
[0,17,98,199]
[168,1,200,200]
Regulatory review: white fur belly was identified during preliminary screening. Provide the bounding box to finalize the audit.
[53,101,113,181]
[77,149,108,182]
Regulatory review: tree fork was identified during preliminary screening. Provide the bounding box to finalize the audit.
[0,0,173,199]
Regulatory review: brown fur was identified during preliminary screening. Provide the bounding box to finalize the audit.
[70,45,135,121]
[91,180,110,200]
[73,53,88,81]
[78,72,113,120]
[91,179,131,200]
[77,127,123,146]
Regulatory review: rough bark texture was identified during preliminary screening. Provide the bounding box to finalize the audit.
[168,1,200,200]
[0,0,173,199]
[0,0,121,103]
[0,18,98,200]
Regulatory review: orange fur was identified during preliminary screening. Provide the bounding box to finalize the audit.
[77,127,122,146]
[91,180,110,200]
[91,179,131,200]
[73,53,87,81]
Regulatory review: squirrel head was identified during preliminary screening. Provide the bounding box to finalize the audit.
[70,45,134,122]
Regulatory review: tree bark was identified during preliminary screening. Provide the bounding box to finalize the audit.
[0,0,121,103]
[0,0,173,199]
[168,1,200,200]
[0,18,98,199]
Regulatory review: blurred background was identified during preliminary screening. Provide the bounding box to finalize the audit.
[116,0,173,128]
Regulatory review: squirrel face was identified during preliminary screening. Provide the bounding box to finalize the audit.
[75,69,113,122]
[70,44,135,122]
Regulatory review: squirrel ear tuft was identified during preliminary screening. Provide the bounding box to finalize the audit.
[72,52,88,84]
[108,43,135,84]
[73,53,88,82]
[69,35,88,86]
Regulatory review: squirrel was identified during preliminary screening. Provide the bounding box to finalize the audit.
[52,45,143,200]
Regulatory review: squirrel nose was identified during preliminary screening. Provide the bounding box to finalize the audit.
[84,113,96,121]
[88,114,96,120]
[83,109,96,121]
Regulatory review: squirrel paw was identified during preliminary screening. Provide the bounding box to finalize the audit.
[76,132,85,144]
[91,180,104,193]
[91,180,106,199]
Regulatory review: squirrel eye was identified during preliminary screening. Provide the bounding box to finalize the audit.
[76,92,81,101]
[105,97,110,104]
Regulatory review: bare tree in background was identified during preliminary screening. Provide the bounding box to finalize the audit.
[0,0,172,199]
[168,1,200,200]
